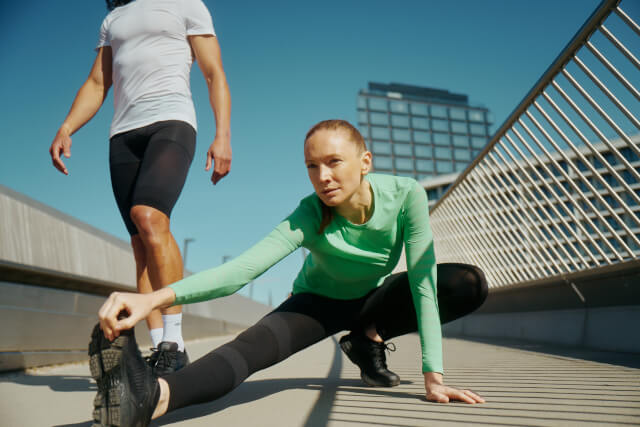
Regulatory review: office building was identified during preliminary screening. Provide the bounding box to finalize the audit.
[357,82,492,205]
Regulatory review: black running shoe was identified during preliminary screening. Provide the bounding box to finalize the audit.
[339,333,400,387]
[89,324,160,427]
[147,341,189,377]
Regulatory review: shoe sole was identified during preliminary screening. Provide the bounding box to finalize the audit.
[89,324,127,426]
[339,337,400,388]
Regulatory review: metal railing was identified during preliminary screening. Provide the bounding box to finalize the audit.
[430,0,640,289]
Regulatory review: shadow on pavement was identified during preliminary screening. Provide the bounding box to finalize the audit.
[156,377,423,426]
[53,422,93,427]
[0,373,95,392]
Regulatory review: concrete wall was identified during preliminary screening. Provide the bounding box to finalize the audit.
[443,261,640,353]
[443,305,640,353]
[0,184,137,286]
[0,184,271,371]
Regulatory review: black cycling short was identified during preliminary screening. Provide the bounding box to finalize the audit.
[109,120,196,235]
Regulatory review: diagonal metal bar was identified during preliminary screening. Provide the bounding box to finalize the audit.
[485,151,573,272]
[457,178,529,281]
[585,41,640,103]
[507,128,609,263]
[444,188,518,284]
[522,111,636,257]
[466,167,547,278]
[532,99,640,247]
[614,6,640,36]
[496,140,587,269]
[600,24,640,70]
[540,91,640,215]
[552,78,640,176]
[478,161,569,274]
[573,56,640,130]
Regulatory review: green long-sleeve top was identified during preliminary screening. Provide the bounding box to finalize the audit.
[170,173,441,373]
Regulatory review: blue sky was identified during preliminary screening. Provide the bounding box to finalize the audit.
[2,0,630,306]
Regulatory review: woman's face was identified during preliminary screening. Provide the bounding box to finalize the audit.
[304,129,371,207]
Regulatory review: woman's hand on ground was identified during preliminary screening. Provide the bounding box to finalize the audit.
[423,372,485,404]
[98,288,175,341]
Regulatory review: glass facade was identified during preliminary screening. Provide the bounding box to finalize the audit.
[357,82,492,185]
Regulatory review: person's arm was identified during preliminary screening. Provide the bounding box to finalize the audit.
[98,197,321,339]
[49,47,113,175]
[403,181,484,404]
[189,35,231,185]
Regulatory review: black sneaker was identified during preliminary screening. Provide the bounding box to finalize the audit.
[89,324,160,427]
[339,333,400,387]
[147,341,189,377]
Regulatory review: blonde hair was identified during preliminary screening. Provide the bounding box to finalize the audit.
[304,120,368,234]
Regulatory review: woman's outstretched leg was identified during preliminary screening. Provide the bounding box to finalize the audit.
[90,293,353,424]
[154,292,361,416]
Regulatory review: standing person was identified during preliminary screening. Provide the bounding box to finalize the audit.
[49,0,231,375]
[90,120,487,426]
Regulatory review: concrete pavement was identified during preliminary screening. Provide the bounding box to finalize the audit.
[1,333,639,426]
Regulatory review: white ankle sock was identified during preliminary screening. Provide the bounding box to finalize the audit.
[150,328,164,348]
[162,313,184,351]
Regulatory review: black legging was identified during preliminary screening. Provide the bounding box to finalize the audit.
[164,263,488,412]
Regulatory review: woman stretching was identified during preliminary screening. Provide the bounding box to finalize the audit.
[90,119,487,426]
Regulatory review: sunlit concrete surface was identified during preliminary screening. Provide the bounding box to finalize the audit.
[1,333,639,427]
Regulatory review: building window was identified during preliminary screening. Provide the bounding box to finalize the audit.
[437,160,454,173]
[368,97,388,111]
[450,107,466,120]
[390,100,409,113]
[370,112,388,126]
[371,127,390,140]
[358,96,367,109]
[359,125,370,139]
[470,123,487,136]
[374,156,392,170]
[471,136,487,148]
[392,129,411,142]
[417,159,434,172]
[395,157,413,171]
[372,141,391,154]
[454,148,471,161]
[414,144,432,158]
[433,132,450,145]
[455,161,468,172]
[435,146,451,159]
[432,119,449,132]
[427,188,439,200]
[391,114,409,127]
[468,110,484,122]
[358,111,368,124]
[394,143,413,156]
[453,135,469,147]
[620,147,639,162]
[451,121,467,134]
[431,105,447,118]
[410,103,429,116]
[412,117,429,130]
[413,131,430,143]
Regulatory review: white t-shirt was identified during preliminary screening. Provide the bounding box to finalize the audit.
[97,0,215,137]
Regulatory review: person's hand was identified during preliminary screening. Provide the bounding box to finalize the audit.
[205,133,231,185]
[50,125,73,175]
[98,292,155,341]
[424,372,485,404]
